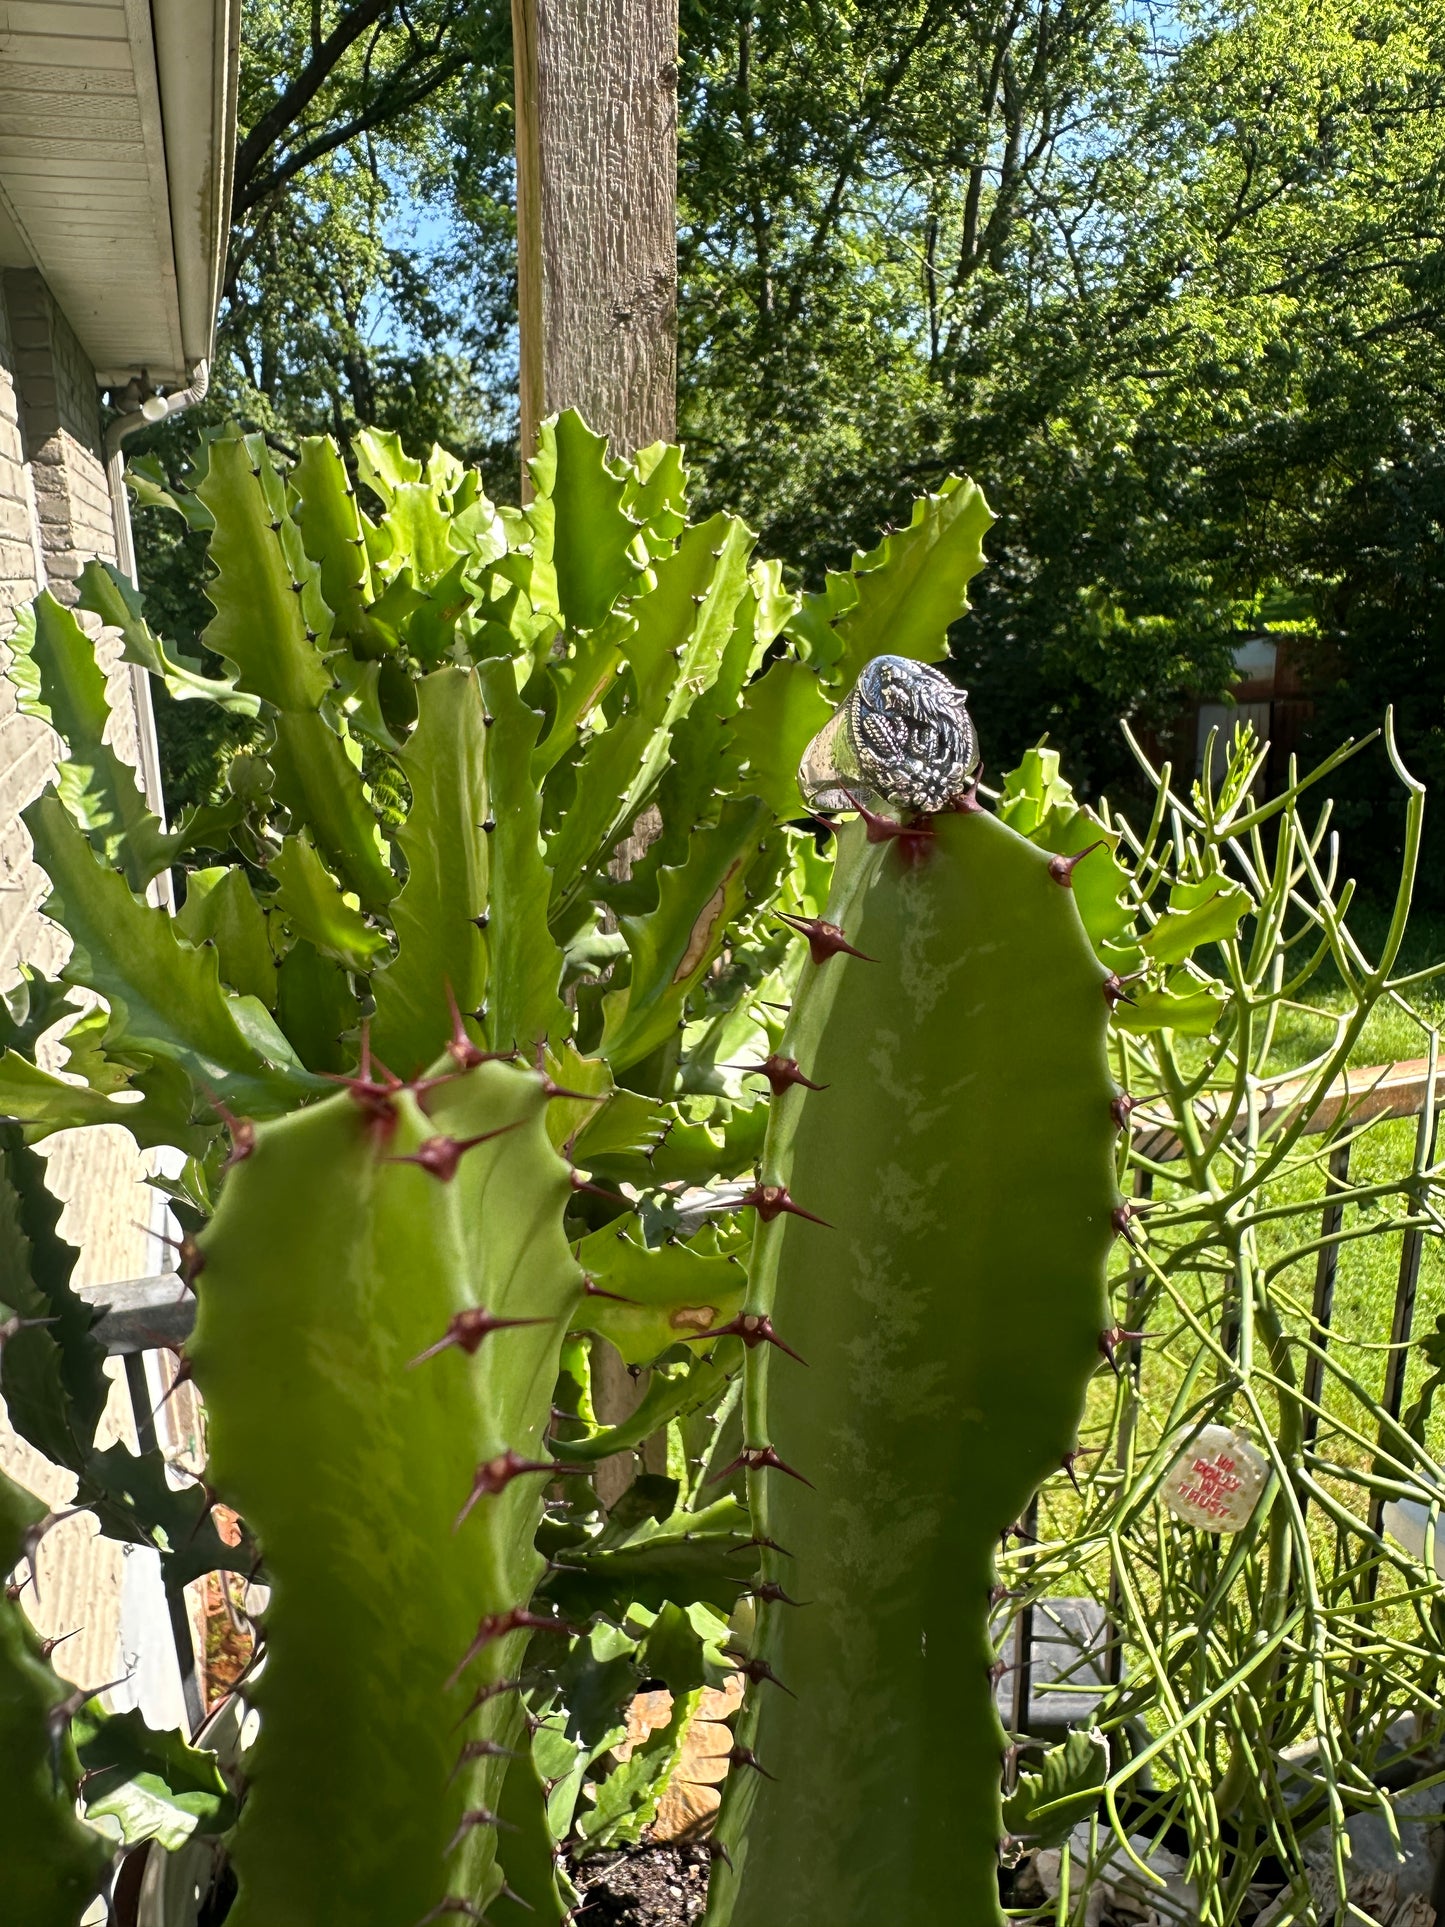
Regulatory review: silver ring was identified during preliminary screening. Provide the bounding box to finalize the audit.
[797,655,978,815]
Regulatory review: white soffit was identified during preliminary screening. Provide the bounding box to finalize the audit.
[0,0,238,385]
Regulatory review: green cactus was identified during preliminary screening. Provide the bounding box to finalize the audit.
[703,807,1119,1926]
[0,409,1006,1905]
[188,1053,582,1922]
[0,1468,111,1926]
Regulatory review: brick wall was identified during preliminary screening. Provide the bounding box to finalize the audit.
[5,269,118,598]
[0,269,177,1724]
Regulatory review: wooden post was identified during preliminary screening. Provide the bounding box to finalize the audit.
[512,0,679,469]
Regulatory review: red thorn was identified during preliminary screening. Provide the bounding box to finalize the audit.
[680,1311,806,1365]
[775,911,874,965]
[727,1743,775,1779]
[389,1120,523,1182]
[201,1086,256,1167]
[841,790,937,865]
[39,1627,81,1660]
[443,982,484,1070]
[1098,1325,1152,1375]
[454,1451,557,1530]
[727,1649,795,1697]
[748,1581,804,1607]
[417,1901,485,1924]
[726,1533,793,1558]
[1055,1449,1102,1487]
[738,1182,830,1228]
[444,1807,516,1855]
[447,1608,576,1690]
[1047,840,1105,887]
[141,1223,205,1287]
[946,771,988,815]
[450,1676,522,1726]
[409,1306,549,1367]
[729,1054,827,1096]
[1111,1202,1139,1245]
[1110,1092,1138,1130]
[569,1168,627,1205]
[709,1445,812,1488]
[708,1840,734,1873]
[1103,970,1146,1009]
[447,1737,519,1784]
[581,1274,638,1305]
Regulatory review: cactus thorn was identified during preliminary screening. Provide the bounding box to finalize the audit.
[727,1743,775,1778]
[1097,1324,1152,1374]
[532,1045,606,1103]
[747,1580,804,1607]
[497,1881,534,1912]
[707,1840,734,1873]
[1110,1092,1138,1129]
[1102,969,1146,1008]
[1111,1201,1139,1244]
[739,1181,830,1228]
[139,1222,206,1287]
[201,1085,256,1166]
[709,1445,812,1488]
[454,1450,558,1530]
[1059,1445,1100,1493]
[776,911,874,965]
[38,1626,82,1660]
[581,1273,639,1304]
[0,1312,58,1353]
[450,1676,522,1725]
[444,1807,516,1854]
[409,1306,550,1368]
[726,1648,796,1696]
[416,1901,485,1924]
[947,770,988,814]
[680,1311,806,1364]
[842,790,936,864]
[727,1533,793,1557]
[729,1053,827,1095]
[1047,840,1106,887]
[569,1168,627,1205]
[442,983,489,1069]
[447,1607,575,1689]
[389,1121,524,1182]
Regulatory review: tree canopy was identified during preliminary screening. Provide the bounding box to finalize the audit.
[129,0,1445,891]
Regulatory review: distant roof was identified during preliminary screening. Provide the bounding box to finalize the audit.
[0,1,239,386]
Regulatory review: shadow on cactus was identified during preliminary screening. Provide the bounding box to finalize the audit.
[0,412,1005,1918]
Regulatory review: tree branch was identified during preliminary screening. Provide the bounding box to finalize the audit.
[234,0,399,202]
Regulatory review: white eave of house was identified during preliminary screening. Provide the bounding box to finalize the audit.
[0,1,240,386]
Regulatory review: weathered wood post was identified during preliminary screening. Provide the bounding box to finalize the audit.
[512,0,679,466]
[512,0,679,1491]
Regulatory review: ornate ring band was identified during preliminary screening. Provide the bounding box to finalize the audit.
[797,655,978,815]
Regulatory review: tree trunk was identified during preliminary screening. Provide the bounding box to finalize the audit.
[513,0,678,1496]
[512,0,679,469]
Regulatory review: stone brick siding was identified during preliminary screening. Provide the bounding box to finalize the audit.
[0,268,174,1722]
[5,268,117,597]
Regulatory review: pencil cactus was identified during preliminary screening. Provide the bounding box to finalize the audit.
[704,783,1119,1923]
